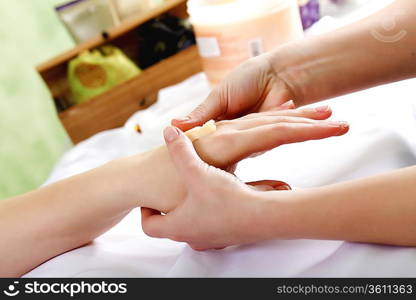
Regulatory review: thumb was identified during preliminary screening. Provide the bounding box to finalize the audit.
[164,126,206,186]
[172,90,225,131]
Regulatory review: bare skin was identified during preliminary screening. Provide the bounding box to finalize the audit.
[0,108,347,277]
[142,128,416,251]
[172,0,416,130]
[138,0,416,250]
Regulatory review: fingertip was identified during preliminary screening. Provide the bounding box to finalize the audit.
[324,121,349,137]
[142,218,167,239]
[190,246,208,252]
[317,107,333,119]
[173,116,191,123]
[306,105,333,120]
[163,126,180,143]
[171,119,199,131]
[314,105,331,114]
[171,116,190,127]
[336,122,350,136]
[141,208,165,238]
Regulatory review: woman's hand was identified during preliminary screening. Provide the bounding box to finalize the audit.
[133,107,348,213]
[143,127,416,250]
[173,0,416,132]
[172,56,295,131]
[141,126,295,250]
[194,106,348,168]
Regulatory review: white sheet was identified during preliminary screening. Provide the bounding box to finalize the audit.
[25,72,416,278]
[26,1,416,277]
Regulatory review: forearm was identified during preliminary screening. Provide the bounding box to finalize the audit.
[0,160,139,277]
[263,166,416,246]
[266,0,416,106]
[0,109,346,276]
[0,127,205,276]
[0,139,215,276]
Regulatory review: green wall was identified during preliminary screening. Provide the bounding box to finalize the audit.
[0,0,75,199]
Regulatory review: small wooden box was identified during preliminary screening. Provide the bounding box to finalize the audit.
[37,0,202,144]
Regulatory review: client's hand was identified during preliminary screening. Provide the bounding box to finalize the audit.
[141,127,291,250]
[132,107,348,213]
[194,106,345,168]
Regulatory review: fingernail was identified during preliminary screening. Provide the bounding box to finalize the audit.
[335,121,350,136]
[327,121,349,128]
[314,105,330,113]
[173,116,191,123]
[164,126,180,143]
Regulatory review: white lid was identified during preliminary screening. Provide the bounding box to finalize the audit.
[187,0,295,25]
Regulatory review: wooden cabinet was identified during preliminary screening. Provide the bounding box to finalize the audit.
[37,0,202,144]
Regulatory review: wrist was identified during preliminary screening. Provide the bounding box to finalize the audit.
[99,155,151,210]
[242,189,294,241]
[264,36,348,107]
[263,42,310,107]
[248,188,321,241]
[120,147,186,212]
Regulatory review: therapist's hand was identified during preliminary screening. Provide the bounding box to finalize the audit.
[172,56,294,131]
[142,127,295,250]
[137,107,349,213]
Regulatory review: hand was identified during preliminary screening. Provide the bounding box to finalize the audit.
[134,108,349,213]
[141,127,293,250]
[172,55,295,131]
[194,106,348,168]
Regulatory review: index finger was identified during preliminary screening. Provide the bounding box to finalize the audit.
[172,89,226,131]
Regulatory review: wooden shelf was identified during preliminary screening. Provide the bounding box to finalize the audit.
[36,0,201,144]
[36,0,187,74]
[59,46,202,144]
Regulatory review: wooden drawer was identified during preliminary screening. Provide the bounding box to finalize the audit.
[36,0,201,144]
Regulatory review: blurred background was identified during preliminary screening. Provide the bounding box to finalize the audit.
[0,0,386,200]
[0,0,74,200]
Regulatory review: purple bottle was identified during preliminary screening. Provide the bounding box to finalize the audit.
[298,0,320,30]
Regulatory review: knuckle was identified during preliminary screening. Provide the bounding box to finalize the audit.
[215,119,233,127]
[190,104,207,118]
[268,116,286,123]
[219,131,240,149]
[271,122,288,130]
[272,116,296,123]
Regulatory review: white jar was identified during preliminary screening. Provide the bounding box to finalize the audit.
[188,0,304,84]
